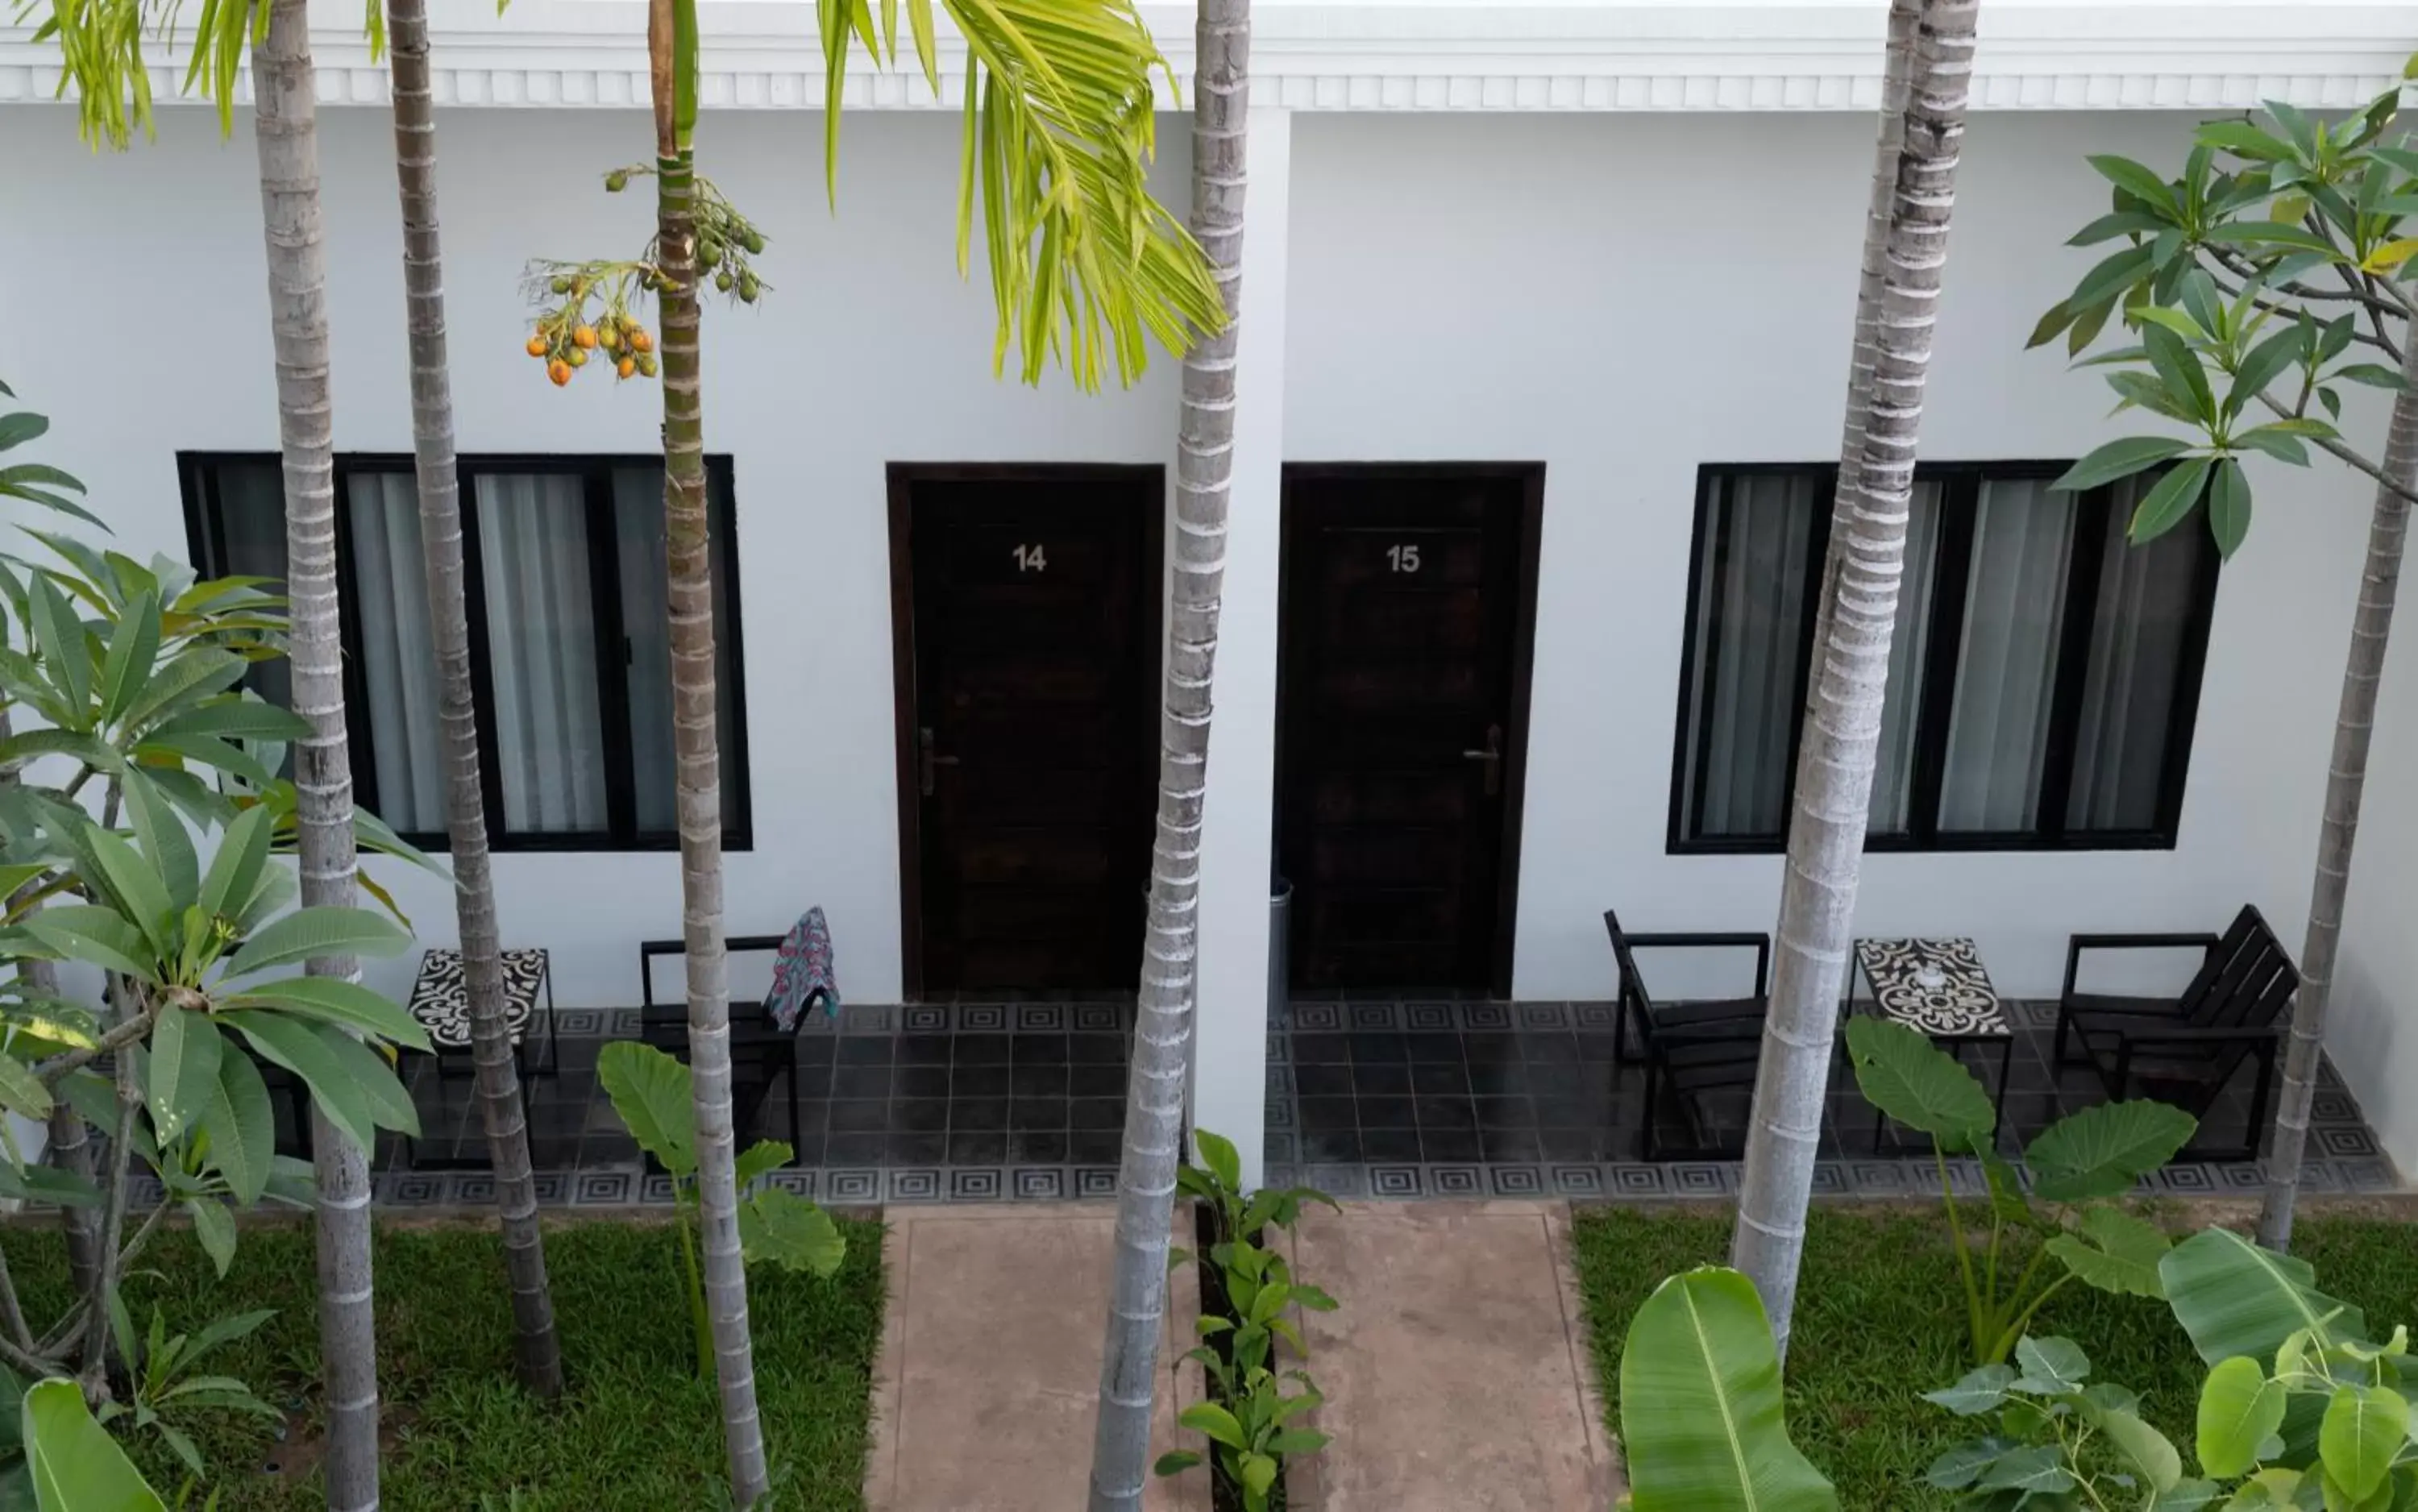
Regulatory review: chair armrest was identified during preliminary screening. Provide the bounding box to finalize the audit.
[2063,933,2221,1003]
[1624,932,1773,998]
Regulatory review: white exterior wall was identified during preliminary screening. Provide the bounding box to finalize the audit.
[3,89,2411,1173]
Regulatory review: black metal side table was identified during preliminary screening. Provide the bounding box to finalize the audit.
[1851,937,2016,1143]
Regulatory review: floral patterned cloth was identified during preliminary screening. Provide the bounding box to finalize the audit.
[767,906,839,1032]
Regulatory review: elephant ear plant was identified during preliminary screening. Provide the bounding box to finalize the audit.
[1618,1267,1837,1511]
[1153,1131,1338,1512]
[1843,1018,2196,1365]
[596,1041,845,1380]
[1925,1227,2418,1508]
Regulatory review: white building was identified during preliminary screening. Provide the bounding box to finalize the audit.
[4,0,2416,1189]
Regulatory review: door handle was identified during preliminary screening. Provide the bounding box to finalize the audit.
[1461,724,1503,798]
[918,727,959,797]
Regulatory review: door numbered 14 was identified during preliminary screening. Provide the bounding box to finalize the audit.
[1013,543,1048,572]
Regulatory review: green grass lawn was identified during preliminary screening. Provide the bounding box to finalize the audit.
[10,1215,886,1511]
[1571,1204,2418,1509]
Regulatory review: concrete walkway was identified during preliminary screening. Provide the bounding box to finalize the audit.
[866,1199,1618,1511]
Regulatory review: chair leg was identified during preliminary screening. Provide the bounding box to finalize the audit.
[1640,1059,1661,1161]
[2052,1002,2074,1069]
[2241,1041,2278,1165]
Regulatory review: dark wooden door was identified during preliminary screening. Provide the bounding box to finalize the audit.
[891,467,1161,995]
[1277,467,1542,993]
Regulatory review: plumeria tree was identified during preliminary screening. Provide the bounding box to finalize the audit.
[2029,60,2418,1252]
[0,386,430,1498]
[517,0,1219,1498]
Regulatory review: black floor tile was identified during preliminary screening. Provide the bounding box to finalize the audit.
[1525,1061,1589,1099]
[1532,1096,1600,1130]
[837,1036,895,1067]
[953,1064,1012,1099]
[1519,1030,1581,1064]
[1419,1128,1483,1162]
[1010,1131,1069,1163]
[1068,1064,1126,1099]
[1357,1095,1417,1129]
[1476,1096,1532,1132]
[1409,1061,1470,1096]
[792,1062,835,1099]
[1069,1034,1124,1064]
[792,1036,836,1065]
[953,1097,1009,1131]
[1011,1064,1070,1099]
[1351,1062,1413,1098]
[894,1065,950,1100]
[1481,1126,1543,1162]
[1070,1098,1124,1131]
[1416,1095,1477,1132]
[1069,1131,1124,1165]
[1466,1061,1529,1095]
[1294,1033,1351,1064]
[948,1130,1006,1164]
[892,1097,950,1133]
[1298,1097,1356,1133]
[887,1131,947,1164]
[1294,1063,1353,1098]
[1300,1129,1361,1163]
[828,1132,886,1164]
[896,1033,953,1066]
[1011,1098,1069,1131]
[1013,1035,1070,1066]
[1348,1032,1409,1065]
[953,1033,1012,1065]
[1404,1033,1462,1064]
[829,1099,889,1134]
[832,1065,893,1101]
[1361,1128,1423,1162]
[1462,1032,1520,1065]
[1538,1126,1604,1162]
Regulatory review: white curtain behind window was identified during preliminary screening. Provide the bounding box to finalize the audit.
[1686,471,1817,838]
[2067,475,2202,831]
[477,473,609,833]
[1938,477,2075,832]
[343,472,445,833]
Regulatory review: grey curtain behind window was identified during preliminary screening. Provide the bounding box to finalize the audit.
[1869,479,1944,834]
[610,466,742,835]
[1938,477,2076,832]
[2067,475,2203,831]
[477,473,609,833]
[1685,471,1818,838]
[343,472,446,833]
[210,461,297,724]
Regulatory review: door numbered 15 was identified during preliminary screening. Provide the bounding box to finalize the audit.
[1386,542,1422,574]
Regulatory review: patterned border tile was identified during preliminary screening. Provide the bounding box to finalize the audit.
[948,1168,1002,1201]
[1013,1167,1066,1201]
[1075,1166,1119,1198]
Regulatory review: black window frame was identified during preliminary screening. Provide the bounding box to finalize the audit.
[179,451,754,855]
[1666,458,2221,857]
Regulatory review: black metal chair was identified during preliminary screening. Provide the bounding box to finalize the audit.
[1605,910,1769,1161]
[638,935,807,1153]
[2054,903,2296,1162]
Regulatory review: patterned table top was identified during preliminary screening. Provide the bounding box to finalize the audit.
[406,948,550,1049]
[1853,937,2009,1038]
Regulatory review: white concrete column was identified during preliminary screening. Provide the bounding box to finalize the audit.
[1190,105,1293,1190]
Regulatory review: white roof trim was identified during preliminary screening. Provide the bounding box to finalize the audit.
[2,0,2412,113]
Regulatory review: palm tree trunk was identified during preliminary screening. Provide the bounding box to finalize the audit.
[1087,3,1249,1506]
[1730,0,1977,1358]
[2258,334,2418,1251]
[646,0,763,1494]
[253,2,381,1502]
[384,0,563,1396]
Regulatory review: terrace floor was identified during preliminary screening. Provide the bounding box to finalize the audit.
[351,997,2401,1210]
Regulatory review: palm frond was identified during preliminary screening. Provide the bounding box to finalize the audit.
[814,0,1224,388]
[19,0,264,147]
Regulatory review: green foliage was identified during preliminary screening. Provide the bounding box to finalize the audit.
[1618,1268,1838,1511]
[1576,1209,2418,1509]
[1925,1233,2418,1510]
[1843,1018,2196,1364]
[2032,67,2418,558]
[596,1041,846,1380]
[808,0,1224,388]
[0,384,100,531]
[1155,1129,1339,1512]
[23,1375,168,1511]
[98,1304,279,1481]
